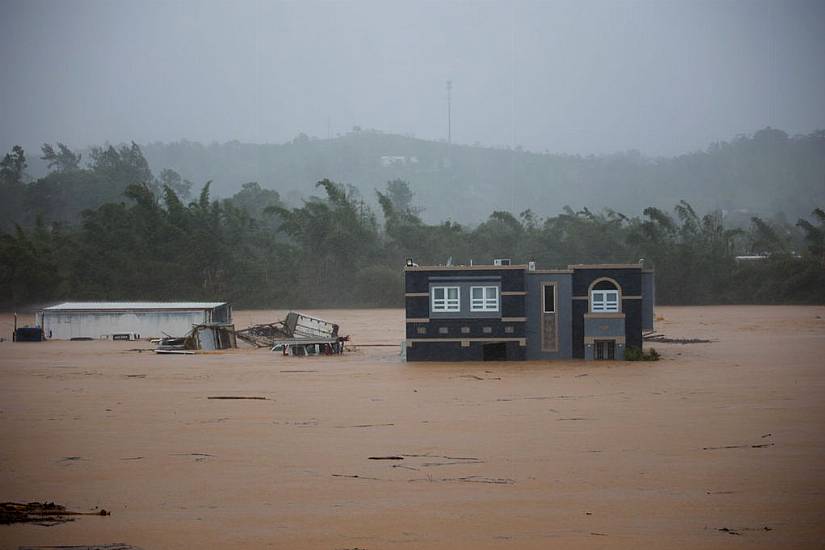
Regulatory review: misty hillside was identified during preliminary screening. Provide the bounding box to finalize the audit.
[136,128,825,223]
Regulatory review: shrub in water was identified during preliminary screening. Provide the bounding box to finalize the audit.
[625,346,660,361]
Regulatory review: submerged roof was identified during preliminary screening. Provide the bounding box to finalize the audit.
[43,302,227,311]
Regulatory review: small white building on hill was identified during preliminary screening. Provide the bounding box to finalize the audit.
[39,302,232,340]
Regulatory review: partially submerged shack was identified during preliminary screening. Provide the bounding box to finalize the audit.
[154,322,237,353]
[39,302,232,340]
[189,323,237,350]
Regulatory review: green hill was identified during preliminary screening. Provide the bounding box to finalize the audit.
[138,127,825,223]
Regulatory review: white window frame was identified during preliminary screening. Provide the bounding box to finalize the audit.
[431,286,460,312]
[591,289,620,312]
[543,283,556,313]
[470,285,499,312]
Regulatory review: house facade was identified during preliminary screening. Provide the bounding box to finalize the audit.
[405,262,654,361]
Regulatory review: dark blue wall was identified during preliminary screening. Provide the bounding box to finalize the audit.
[571,267,643,358]
[405,267,526,361]
[407,340,526,361]
[622,299,643,350]
[571,268,642,296]
[406,318,525,339]
[641,271,655,331]
[405,268,525,293]
[406,266,648,361]
[571,299,589,358]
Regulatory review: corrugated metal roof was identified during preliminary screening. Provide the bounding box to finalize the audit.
[43,302,227,311]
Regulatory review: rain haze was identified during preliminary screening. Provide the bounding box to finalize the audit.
[2,0,824,157]
[3,2,825,549]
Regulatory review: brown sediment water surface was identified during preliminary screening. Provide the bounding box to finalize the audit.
[0,306,824,548]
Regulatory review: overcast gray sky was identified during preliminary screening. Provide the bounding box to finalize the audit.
[2,0,824,158]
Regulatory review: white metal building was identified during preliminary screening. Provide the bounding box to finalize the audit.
[39,302,232,340]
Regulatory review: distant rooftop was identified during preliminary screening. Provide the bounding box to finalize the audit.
[43,302,227,311]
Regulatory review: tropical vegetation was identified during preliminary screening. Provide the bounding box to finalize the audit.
[1,142,823,308]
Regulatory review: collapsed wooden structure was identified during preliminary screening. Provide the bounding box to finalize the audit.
[235,311,346,355]
[147,311,344,356]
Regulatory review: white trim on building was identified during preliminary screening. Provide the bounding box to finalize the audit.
[470,286,499,312]
[431,287,460,312]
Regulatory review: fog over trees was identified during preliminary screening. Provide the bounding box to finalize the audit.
[142,127,825,223]
[8,127,825,227]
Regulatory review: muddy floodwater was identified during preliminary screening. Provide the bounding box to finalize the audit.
[1,306,824,549]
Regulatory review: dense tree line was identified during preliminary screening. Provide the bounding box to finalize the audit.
[1,144,823,309]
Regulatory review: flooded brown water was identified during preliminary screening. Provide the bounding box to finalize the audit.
[1,306,824,549]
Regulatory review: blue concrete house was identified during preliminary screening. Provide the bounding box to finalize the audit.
[404,261,654,361]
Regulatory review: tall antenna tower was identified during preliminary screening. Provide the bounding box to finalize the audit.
[446,80,452,146]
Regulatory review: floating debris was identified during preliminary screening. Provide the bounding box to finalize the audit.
[207,396,268,400]
[0,501,109,526]
[644,333,714,344]
[19,545,140,550]
[235,312,348,356]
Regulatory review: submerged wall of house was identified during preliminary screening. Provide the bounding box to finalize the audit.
[404,264,651,362]
[622,299,644,350]
[406,340,526,361]
[641,270,655,332]
[405,267,527,361]
[583,314,626,360]
[525,272,572,360]
[571,267,643,358]
[42,310,210,339]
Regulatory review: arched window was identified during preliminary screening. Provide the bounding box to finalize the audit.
[590,279,621,313]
